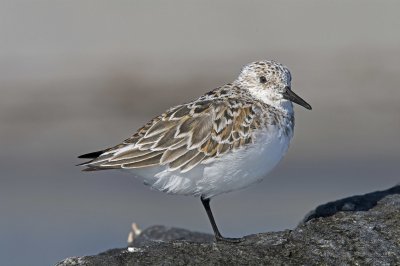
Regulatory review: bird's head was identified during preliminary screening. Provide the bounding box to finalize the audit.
[236,60,311,111]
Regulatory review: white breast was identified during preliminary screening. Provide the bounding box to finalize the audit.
[198,127,291,198]
[127,126,292,199]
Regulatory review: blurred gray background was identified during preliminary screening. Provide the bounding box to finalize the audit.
[1,1,399,265]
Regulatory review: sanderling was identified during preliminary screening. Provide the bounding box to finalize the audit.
[78,60,311,242]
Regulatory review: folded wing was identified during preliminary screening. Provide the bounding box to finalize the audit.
[80,98,261,173]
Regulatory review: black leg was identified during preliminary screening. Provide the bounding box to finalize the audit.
[200,196,243,243]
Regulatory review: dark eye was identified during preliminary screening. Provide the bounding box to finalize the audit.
[259,76,267,84]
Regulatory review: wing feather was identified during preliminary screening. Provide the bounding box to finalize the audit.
[122,153,163,169]
[136,133,163,146]
[180,153,206,173]
[145,120,175,138]
[81,93,262,173]
[111,149,156,161]
[153,125,185,150]
[168,149,200,171]
[160,145,189,164]
[104,151,164,166]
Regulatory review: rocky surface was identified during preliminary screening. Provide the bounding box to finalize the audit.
[57,185,400,265]
[130,225,214,248]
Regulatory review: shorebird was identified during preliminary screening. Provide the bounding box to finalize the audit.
[78,60,311,242]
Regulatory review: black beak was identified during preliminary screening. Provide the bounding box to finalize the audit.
[282,87,312,110]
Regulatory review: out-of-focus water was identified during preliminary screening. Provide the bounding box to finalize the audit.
[1,1,400,265]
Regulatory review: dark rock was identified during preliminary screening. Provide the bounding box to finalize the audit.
[56,186,400,266]
[302,184,400,223]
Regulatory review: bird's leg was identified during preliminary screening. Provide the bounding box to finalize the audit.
[200,196,243,243]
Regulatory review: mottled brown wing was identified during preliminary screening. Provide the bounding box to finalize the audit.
[83,98,260,173]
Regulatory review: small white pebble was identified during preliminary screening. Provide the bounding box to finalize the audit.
[127,247,142,253]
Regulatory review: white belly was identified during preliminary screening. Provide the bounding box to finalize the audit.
[198,128,291,198]
[127,128,291,198]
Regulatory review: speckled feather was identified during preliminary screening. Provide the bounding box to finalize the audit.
[81,84,293,173]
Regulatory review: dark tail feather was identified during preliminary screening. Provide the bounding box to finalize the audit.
[78,150,105,159]
[82,166,116,171]
[76,161,93,166]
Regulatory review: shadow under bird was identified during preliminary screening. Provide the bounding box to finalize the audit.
[78,60,311,242]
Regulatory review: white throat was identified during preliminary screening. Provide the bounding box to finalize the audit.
[247,86,294,114]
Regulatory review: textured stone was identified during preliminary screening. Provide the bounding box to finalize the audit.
[57,185,400,266]
[130,225,214,247]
